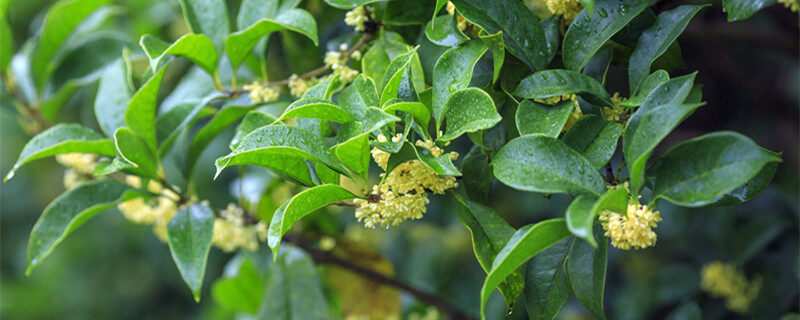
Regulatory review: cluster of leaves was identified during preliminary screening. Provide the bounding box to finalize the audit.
[1,0,789,318]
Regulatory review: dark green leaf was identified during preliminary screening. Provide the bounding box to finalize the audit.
[125,65,168,152]
[461,146,493,204]
[114,127,159,179]
[722,0,776,21]
[212,256,266,314]
[187,104,257,174]
[323,0,384,9]
[425,14,469,47]
[383,101,431,129]
[562,115,623,169]
[515,100,573,138]
[432,40,488,127]
[229,110,277,150]
[167,203,215,301]
[523,237,573,320]
[566,226,608,320]
[513,69,612,106]
[257,246,329,319]
[621,69,670,108]
[582,44,613,85]
[140,34,218,76]
[380,48,418,107]
[438,88,501,141]
[178,0,231,47]
[94,58,133,137]
[565,195,598,247]
[710,162,778,207]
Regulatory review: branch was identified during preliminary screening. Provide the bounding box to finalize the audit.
[283,233,478,320]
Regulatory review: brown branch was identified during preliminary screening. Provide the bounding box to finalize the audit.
[283,233,478,320]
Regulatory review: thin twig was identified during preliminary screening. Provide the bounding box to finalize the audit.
[283,233,478,320]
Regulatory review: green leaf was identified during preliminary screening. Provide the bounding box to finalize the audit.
[155,97,217,157]
[267,184,357,258]
[623,100,702,193]
[414,142,461,176]
[563,0,648,71]
[451,0,548,71]
[582,44,613,85]
[323,0,384,9]
[523,237,573,320]
[650,131,781,207]
[225,8,317,72]
[334,134,370,179]
[564,195,598,247]
[479,219,571,320]
[31,0,110,90]
[215,125,344,185]
[566,226,608,320]
[94,57,133,137]
[178,0,231,47]
[515,100,573,138]
[432,40,488,127]
[230,110,278,150]
[26,180,145,275]
[380,48,418,107]
[114,127,159,179]
[562,115,623,169]
[92,156,135,176]
[5,124,115,181]
[438,88,501,141]
[425,14,469,47]
[277,98,355,123]
[514,69,612,106]
[257,246,329,319]
[710,161,778,207]
[480,31,505,84]
[167,203,215,301]
[628,5,707,92]
[212,256,266,314]
[362,31,424,92]
[140,34,218,76]
[461,146,493,204]
[125,65,168,152]
[0,11,13,74]
[338,75,380,119]
[666,301,702,320]
[383,101,431,129]
[492,134,607,196]
[621,69,669,108]
[455,194,524,305]
[722,0,776,21]
[187,104,257,174]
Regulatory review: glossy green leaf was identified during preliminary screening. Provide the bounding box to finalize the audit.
[523,237,573,320]
[94,58,133,137]
[338,75,379,119]
[5,124,115,181]
[257,246,329,319]
[514,69,613,106]
[125,65,168,152]
[230,110,278,150]
[565,195,598,247]
[414,142,461,176]
[566,226,608,320]
[211,256,266,314]
[383,101,431,129]
[722,0,776,21]
[277,98,354,123]
[621,69,669,108]
[114,127,159,179]
[562,115,623,169]
[92,156,135,176]
[187,104,257,174]
[380,48,418,107]
[479,219,571,320]
[167,203,215,301]
[31,0,110,89]
[628,5,707,93]
[492,134,606,196]
[268,184,357,258]
[425,14,469,47]
[650,131,781,207]
[334,134,370,179]
[140,34,217,76]
[155,99,215,157]
[582,44,613,85]
[0,11,13,74]
[455,194,524,305]
[480,31,505,84]
[432,40,488,127]
[451,0,548,71]
[438,88,500,141]
[178,0,230,47]
[710,161,778,207]
[26,180,145,275]
[215,125,344,185]
[362,31,424,92]
[563,0,648,71]
[225,9,317,72]
[323,0,383,9]
[461,146,493,204]
[515,100,573,138]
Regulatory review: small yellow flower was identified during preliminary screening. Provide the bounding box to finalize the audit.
[56,153,97,174]
[211,203,263,252]
[701,261,761,313]
[344,6,368,31]
[118,176,180,242]
[445,1,456,15]
[599,203,661,250]
[63,169,85,190]
[603,92,627,122]
[545,0,582,22]
[288,74,310,97]
[778,0,799,12]
[244,82,279,103]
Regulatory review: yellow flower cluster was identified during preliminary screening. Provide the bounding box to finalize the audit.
[118,176,180,241]
[344,6,368,31]
[701,261,762,313]
[211,203,268,252]
[445,1,469,31]
[354,135,458,228]
[324,45,360,83]
[56,153,97,174]
[288,74,311,97]
[599,202,661,250]
[603,92,627,122]
[244,82,279,103]
[545,0,582,22]
[778,0,799,12]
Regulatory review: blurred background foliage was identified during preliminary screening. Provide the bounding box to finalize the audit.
[1,0,798,319]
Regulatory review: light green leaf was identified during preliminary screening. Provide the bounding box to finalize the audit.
[455,194,524,305]
[414,142,461,176]
[0,11,13,74]
[562,115,623,169]
[140,34,218,76]
[268,185,356,258]
[31,0,110,90]
[438,88,501,141]
[650,131,781,207]
[277,98,355,123]
[155,98,217,157]
[479,219,571,320]
[523,237,573,320]
[257,246,329,319]
[492,134,607,196]
[425,14,469,47]
[215,125,345,185]
[566,226,608,320]
[26,180,145,275]
[383,101,431,129]
[167,203,215,301]
[432,40,488,127]
[513,69,612,106]
[114,127,159,179]
[323,0,384,9]
[563,0,648,71]
[125,65,168,152]
[187,104,257,174]
[211,256,266,314]
[94,57,133,137]
[225,8,317,72]
[722,0,776,21]
[6,124,115,181]
[334,134,370,179]
[621,69,669,108]
[628,4,707,92]
[230,110,278,150]
[92,156,135,176]
[515,100,573,138]
[565,196,598,247]
[380,48,418,107]
[178,0,231,47]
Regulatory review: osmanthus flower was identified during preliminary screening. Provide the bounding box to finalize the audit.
[243,82,279,103]
[545,0,582,22]
[324,44,360,83]
[211,203,268,252]
[701,261,762,313]
[778,0,799,12]
[603,92,628,122]
[117,176,180,241]
[354,135,458,228]
[56,153,97,189]
[599,198,662,250]
[344,6,369,31]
